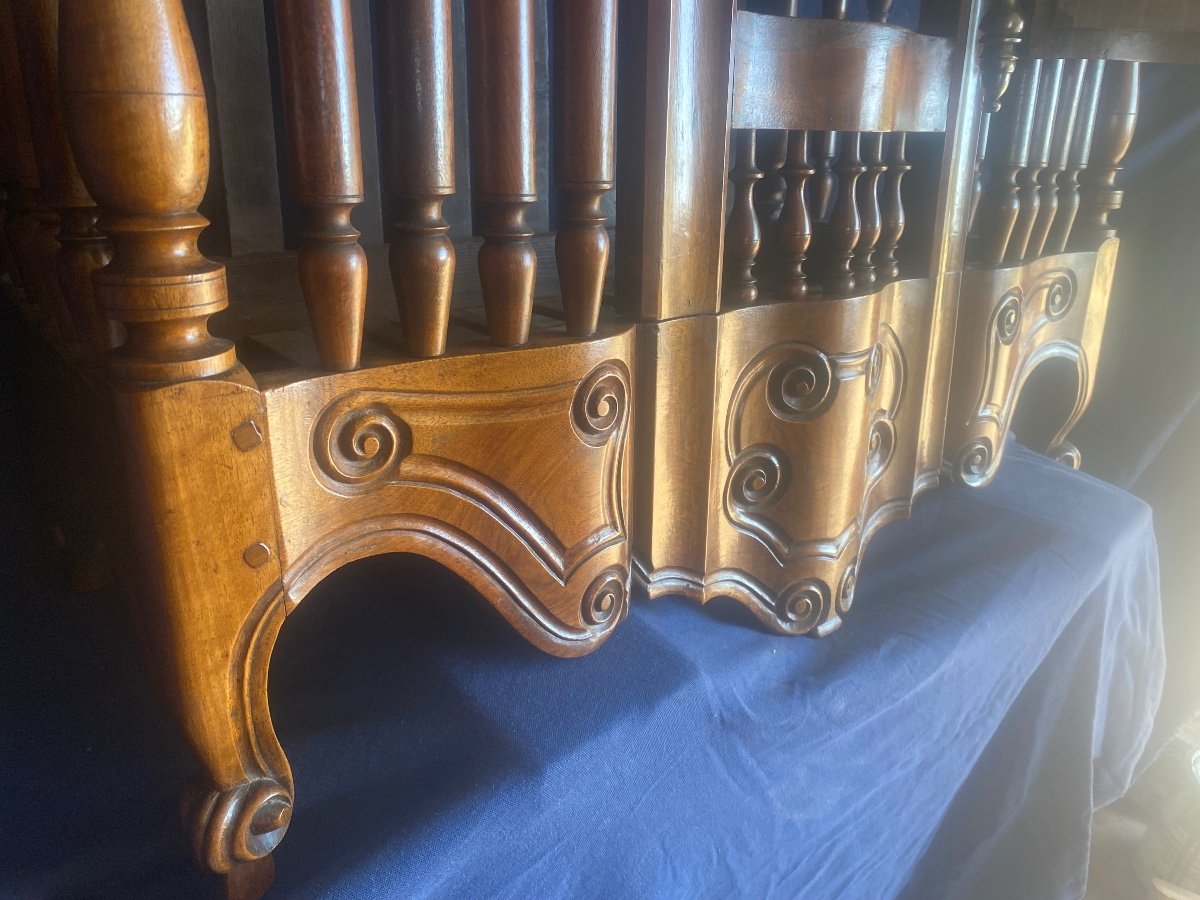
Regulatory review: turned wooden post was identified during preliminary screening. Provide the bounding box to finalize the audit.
[724,129,764,305]
[554,0,617,337]
[1028,58,1085,259]
[778,130,813,300]
[826,132,864,295]
[380,0,456,358]
[754,131,789,228]
[877,132,909,282]
[1076,61,1140,248]
[1046,60,1104,255]
[971,0,1024,234]
[978,58,1040,266]
[1007,58,1062,263]
[60,0,235,383]
[853,133,885,290]
[13,0,114,360]
[467,0,537,347]
[275,0,368,372]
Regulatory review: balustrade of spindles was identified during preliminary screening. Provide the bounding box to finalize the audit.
[275,0,368,372]
[1027,58,1085,260]
[970,0,1024,234]
[1006,58,1063,263]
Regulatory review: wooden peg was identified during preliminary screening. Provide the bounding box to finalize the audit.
[1046,60,1104,255]
[467,0,538,347]
[1076,61,1139,248]
[60,0,236,383]
[827,132,864,295]
[724,129,764,305]
[978,58,1041,266]
[1007,58,1063,263]
[275,0,368,372]
[778,130,813,300]
[554,0,617,337]
[1028,58,1085,259]
[877,132,910,282]
[853,133,885,290]
[380,0,456,358]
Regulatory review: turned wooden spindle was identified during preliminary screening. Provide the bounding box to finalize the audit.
[1028,58,1085,260]
[555,0,617,337]
[467,0,538,347]
[381,0,456,358]
[1046,60,1104,255]
[275,0,368,372]
[822,0,848,19]
[60,0,235,383]
[754,130,789,227]
[853,133,885,290]
[1076,61,1140,248]
[1007,58,1062,263]
[778,130,813,301]
[827,132,864,296]
[868,0,895,23]
[970,0,1025,233]
[812,132,840,224]
[724,129,764,305]
[13,0,114,360]
[877,132,910,282]
[978,58,1041,266]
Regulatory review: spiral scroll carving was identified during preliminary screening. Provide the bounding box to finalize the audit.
[994,291,1022,345]
[1050,441,1082,470]
[866,415,895,483]
[956,437,994,488]
[572,362,629,447]
[728,444,790,513]
[313,402,412,492]
[775,578,829,633]
[837,560,859,615]
[582,566,630,628]
[1044,274,1075,321]
[766,349,837,422]
[190,777,293,874]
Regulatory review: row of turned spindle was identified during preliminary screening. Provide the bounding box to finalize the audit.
[0,0,617,377]
[725,0,905,304]
[973,56,1141,266]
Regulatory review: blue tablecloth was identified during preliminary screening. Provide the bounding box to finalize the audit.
[0,444,1163,899]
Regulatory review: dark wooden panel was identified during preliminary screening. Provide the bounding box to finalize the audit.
[733,14,954,133]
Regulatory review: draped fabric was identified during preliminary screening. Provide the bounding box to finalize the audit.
[1,441,1161,898]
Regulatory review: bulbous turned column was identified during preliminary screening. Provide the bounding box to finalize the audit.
[877,132,910,282]
[381,0,456,359]
[467,0,538,347]
[554,0,617,337]
[826,132,864,296]
[724,129,764,305]
[60,0,235,383]
[276,0,369,372]
[853,133,885,290]
[1076,61,1140,248]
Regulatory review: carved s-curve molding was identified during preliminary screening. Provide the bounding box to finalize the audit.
[307,360,631,586]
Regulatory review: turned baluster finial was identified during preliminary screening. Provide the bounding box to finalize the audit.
[724,129,764,306]
[60,0,236,383]
[381,0,456,358]
[276,0,368,372]
[467,0,538,347]
[978,58,1041,266]
[877,132,910,282]
[970,0,1025,233]
[13,0,114,361]
[778,130,813,301]
[826,132,864,296]
[1028,58,1085,259]
[1076,61,1140,248]
[555,0,617,337]
[1047,60,1104,255]
[853,133,885,290]
[1007,58,1063,263]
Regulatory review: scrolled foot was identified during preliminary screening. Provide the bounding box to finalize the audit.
[953,437,995,488]
[1048,440,1081,469]
[187,777,293,876]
